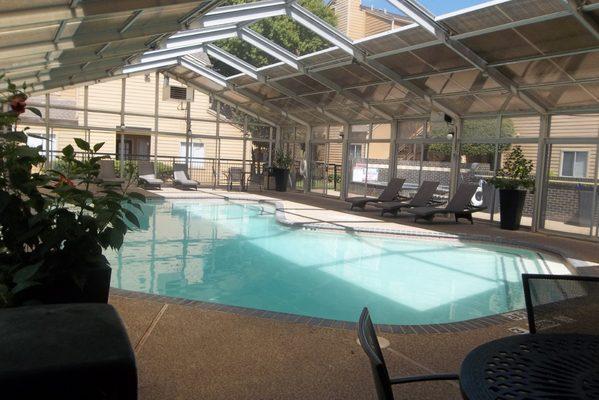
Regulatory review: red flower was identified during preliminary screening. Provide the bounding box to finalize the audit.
[9,94,27,115]
[55,175,75,188]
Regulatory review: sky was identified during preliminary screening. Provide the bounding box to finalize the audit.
[359,0,491,16]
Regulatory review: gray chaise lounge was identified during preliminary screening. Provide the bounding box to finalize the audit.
[137,161,163,190]
[173,165,198,190]
[346,178,406,210]
[97,160,125,186]
[376,181,439,216]
[407,182,485,224]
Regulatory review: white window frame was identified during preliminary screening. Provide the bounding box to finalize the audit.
[179,142,205,168]
[559,150,589,178]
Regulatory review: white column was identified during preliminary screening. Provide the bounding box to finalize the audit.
[119,78,126,176]
[340,123,350,200]
[388,119,398,180]
[532,114,550,232]
[153,71,159,171]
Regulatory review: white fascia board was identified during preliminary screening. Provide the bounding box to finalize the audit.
[122,59,178,74]
[181,57,228,88]
[141,44,206,63]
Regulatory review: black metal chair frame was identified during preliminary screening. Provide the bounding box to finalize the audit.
[522,273,599,334]
[358,308,459,400]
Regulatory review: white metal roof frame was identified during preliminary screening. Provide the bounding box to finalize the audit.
[3,0,599,127]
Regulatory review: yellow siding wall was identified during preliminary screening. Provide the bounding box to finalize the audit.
[365,13,393,36]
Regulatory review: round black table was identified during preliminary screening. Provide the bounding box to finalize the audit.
[460,334,599,400]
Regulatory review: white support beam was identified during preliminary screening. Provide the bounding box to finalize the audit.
[563,0,599,41]
[119,10,144,34]
[122,58,178,74]
[180,57,229,87]
[167,25,238,48]
[387,0,547,114]
[238,28,300,69]
[287,4,357,57]
[203,0,287,27]
[204,44,260,80]
[180,57,312,126]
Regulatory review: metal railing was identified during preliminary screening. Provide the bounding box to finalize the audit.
[44,150,264,189]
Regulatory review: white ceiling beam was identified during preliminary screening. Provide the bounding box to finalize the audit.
[141,43,208,63]
[122,58,179,74]
[387,0,547,114]
[180,57,229,87]
[563,0,599,41]
[204,44,260,80]
[237,28,300,70]
[181,56,346,124]
[287,4,357,57]
[167,25,238,48]
[203,0,287,27]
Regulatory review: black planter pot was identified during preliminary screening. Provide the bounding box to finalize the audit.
[272,168,289,192]
[499,189,527,230]
[40,266,112,304]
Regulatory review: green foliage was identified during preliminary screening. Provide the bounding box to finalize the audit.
[214,0,337,73]
[489,146,535,190]
[273,149,293,169]
[155,161,174,180]
[0,77,145,307]
[427,119,514,163]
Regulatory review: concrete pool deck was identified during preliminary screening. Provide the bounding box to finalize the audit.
[113,186,599,399]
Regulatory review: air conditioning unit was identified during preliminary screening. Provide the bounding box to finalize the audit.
[163,84,194,102]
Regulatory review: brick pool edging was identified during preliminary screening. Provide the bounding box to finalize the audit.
[110,287,517,334]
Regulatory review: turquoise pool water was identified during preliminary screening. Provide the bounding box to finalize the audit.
[108,199,569,325]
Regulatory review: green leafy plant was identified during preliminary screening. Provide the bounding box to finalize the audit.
[489,146,535,190]
[0,77,144,307]
[273,149,293,169]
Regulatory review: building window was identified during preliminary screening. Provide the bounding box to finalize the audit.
[349,144,362,159]
[179,142,205,168]
[561,151,588,178]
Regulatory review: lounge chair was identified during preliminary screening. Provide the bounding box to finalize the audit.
[407,182,484,224]
[137,161,163,190]
[376,181,439,217]
[346,178,406,211]
[173,165,198,190]
[97,160,125,186]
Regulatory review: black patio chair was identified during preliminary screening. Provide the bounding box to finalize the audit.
[346,178,406,211]
[357,308,459,400]
[376,181,439,217]
[522,273,599,334]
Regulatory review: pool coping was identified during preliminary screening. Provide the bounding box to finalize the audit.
[110,287,522,334]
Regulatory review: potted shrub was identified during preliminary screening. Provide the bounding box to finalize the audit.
[0,77,144,307]
[489,146,534,230]
[272,149,293,192]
